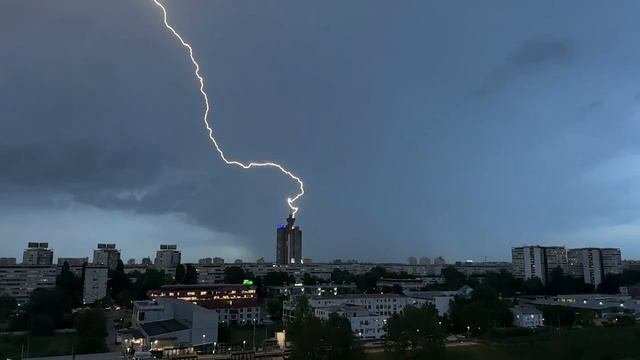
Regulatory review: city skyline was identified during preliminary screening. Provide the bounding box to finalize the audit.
[5,1,640,262]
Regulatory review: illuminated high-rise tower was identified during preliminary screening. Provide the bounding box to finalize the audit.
[276,214,302,265]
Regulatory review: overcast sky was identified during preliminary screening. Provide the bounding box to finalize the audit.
[3,1,640,263]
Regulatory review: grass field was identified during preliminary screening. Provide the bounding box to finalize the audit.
[367,325,640,359]
[0,333,76,359]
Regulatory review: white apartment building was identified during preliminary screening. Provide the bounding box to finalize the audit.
[511,307,544,328]
[283,293,411,326]
[22,242,53,265]
[154,245,181,273]
[568,248,623,287]
[512,246,568,284]
[601,248,623,275]
[83,265,108,304]
[0,265,57,303]
[315,304,387,340]
[93,243,121,270]
[406,286,474,315]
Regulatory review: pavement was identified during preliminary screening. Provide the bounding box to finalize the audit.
[106,308,125,353]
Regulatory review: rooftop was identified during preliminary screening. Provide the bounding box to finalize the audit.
[141,319,189,337]
[157,283,254,290]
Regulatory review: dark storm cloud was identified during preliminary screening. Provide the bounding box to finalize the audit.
[3,0,640,262]
[475,37,573,95]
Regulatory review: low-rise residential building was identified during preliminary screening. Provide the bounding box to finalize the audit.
[0,258,16,266]
[453,262,513,276]
[315,304,387,340]
[523,294,640,318]
[511,307,543,328]
[405,286,474,315]
[194,265,225,283]
[377,277,424,292]
[147,284,260,325]
[283,293,411,326]
[83,265,108,304]
[0,265,57,303]
[266,283,357,297]
[131,298,218,351]
[620,285,640,299]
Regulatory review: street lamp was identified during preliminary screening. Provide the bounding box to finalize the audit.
[213,342,217,354]
[252,318,257,351]
[243,340,246,350]
[466,325,470,338]
[202,334,206,345]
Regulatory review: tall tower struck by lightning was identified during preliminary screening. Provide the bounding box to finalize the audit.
[151,0,305,217]
[276,214,302,265]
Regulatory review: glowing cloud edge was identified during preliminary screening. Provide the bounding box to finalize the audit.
[151,0,305,217]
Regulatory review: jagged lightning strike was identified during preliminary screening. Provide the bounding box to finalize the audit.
[151,0,305,217]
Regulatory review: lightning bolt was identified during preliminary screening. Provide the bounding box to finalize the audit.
[151,0,305,217]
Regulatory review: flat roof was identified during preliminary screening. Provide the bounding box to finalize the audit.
[141,319,189,337]
[309,293,405,300]
[157,284,253,290]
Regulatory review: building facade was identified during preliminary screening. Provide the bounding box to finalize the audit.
[0,265,57,303]
[276,214,302,265]
[83,265,108,304]
[147,284,260,325]
[511,307,544,328]
[512,246,568,284]
[22,242,53,265]
[132,298,218,350]
[568,248,623,287]
[315,304,387,340]
[93,243,121,270]
[154,245,181,272]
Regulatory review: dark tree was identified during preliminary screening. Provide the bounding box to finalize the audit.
[482,270,524,297]
[385,304,445,359]
[355,272,380,293]
[523,277,545,295]
[542,306,575,327]
[265,297,284,321]
[218,322,231,342]
[108,260,132,301]
[0,295,17,321]
[322,313,365,360]
[330,269,355,284]
[598,274,621,294]
[441,266,467,290]
[174,264,186,284]
[19,288,71,334]
[133,269,168,300]
[302,273,319,286]
[263,271,295,286]
[184,264,198,284]
[449,286,513,335]
[74,308,108,354]
[223,266,246,284]
[56,261,83,308]
[288,296,365,360]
